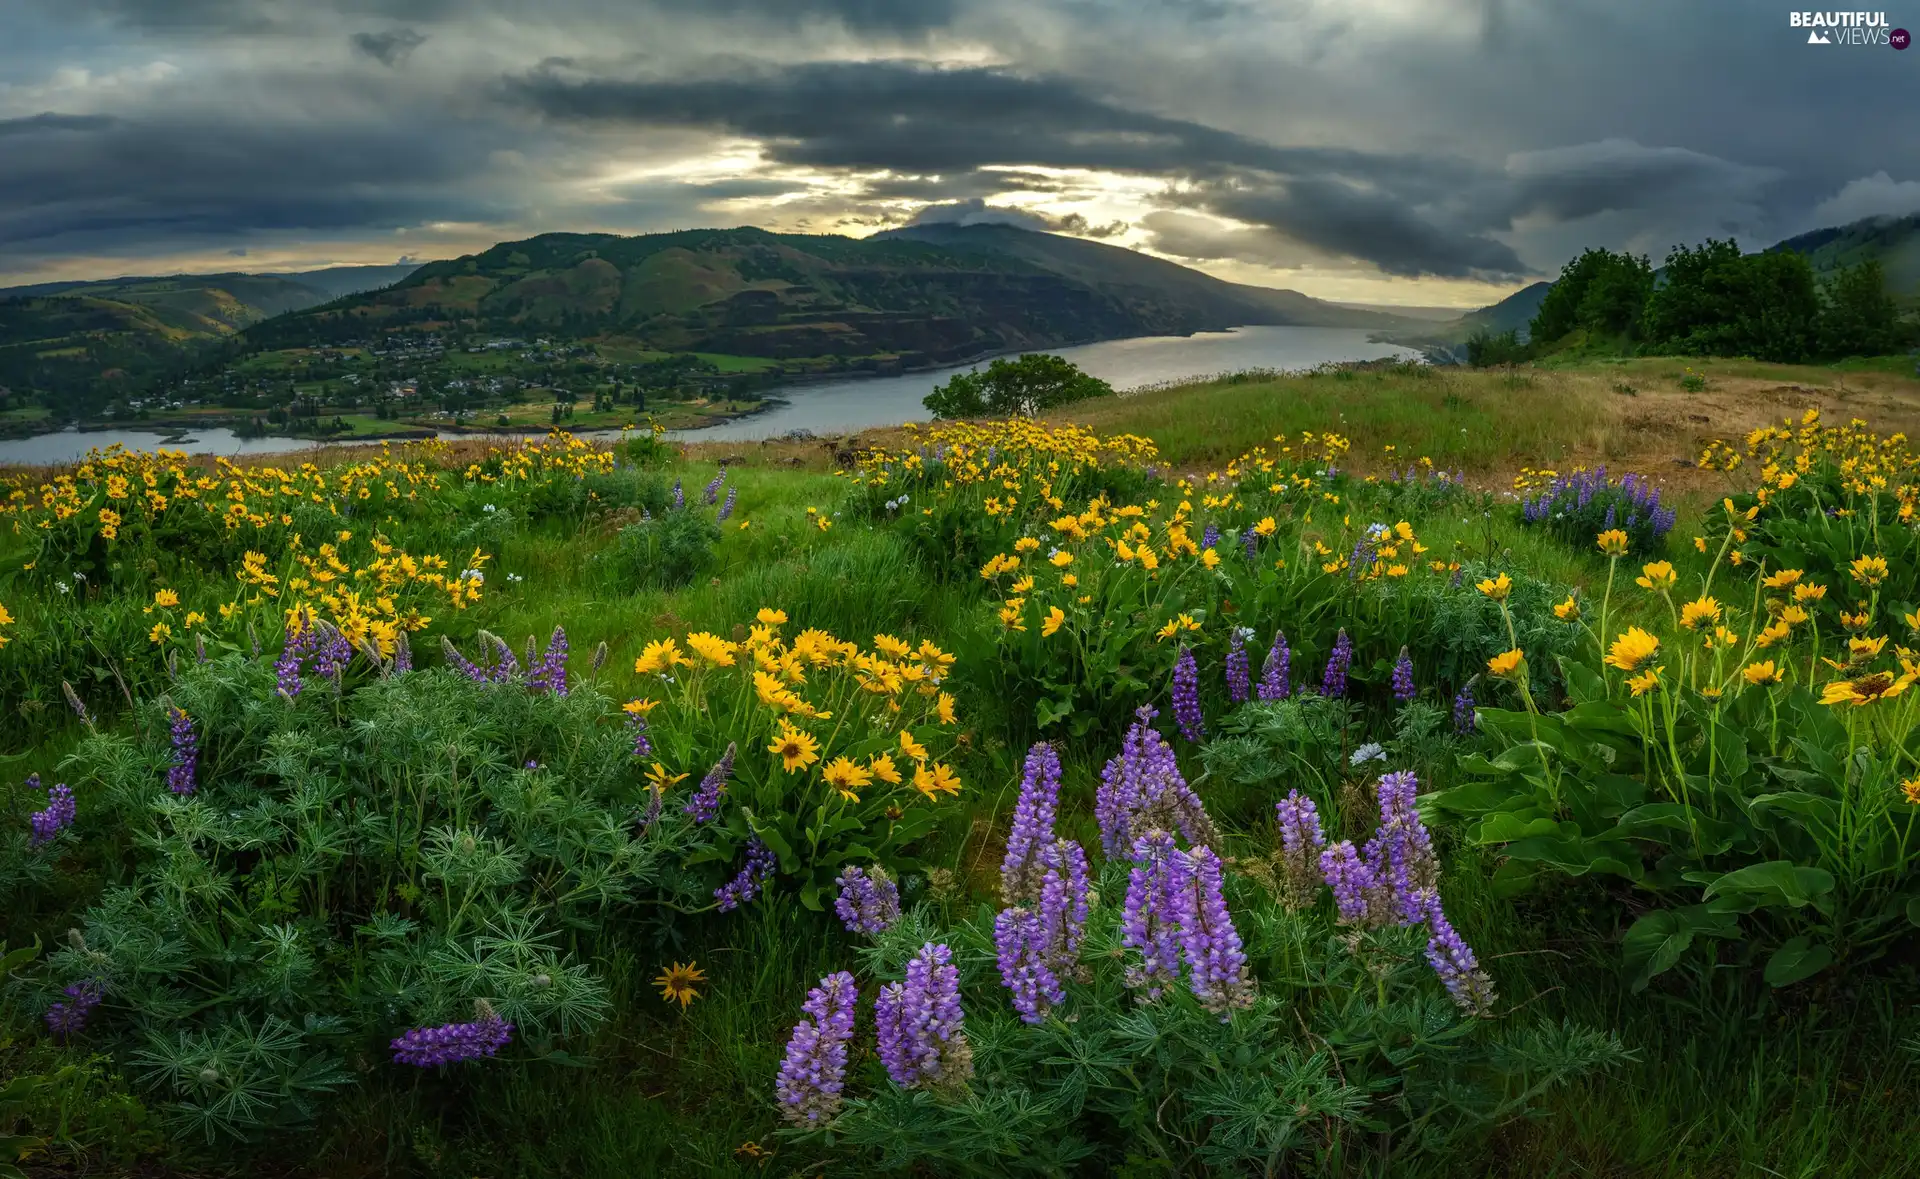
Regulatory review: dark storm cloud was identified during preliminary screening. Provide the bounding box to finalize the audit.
[0,113,118,137]
[351,27,428,67]
[0,112,510,264]
[506,57,1523,277]
[905,198,1127,238]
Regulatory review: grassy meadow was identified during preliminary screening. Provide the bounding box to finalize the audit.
[2,359,1919,1177]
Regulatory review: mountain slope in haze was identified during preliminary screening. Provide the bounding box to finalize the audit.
[251,224,1417,364]
[1767,213,1920,307]
[0,264,423,400]
[874,223,1415,330]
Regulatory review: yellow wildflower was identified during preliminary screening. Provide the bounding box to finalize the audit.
[1743,661,1782,686]
[1605,628,1661,672]
[768,724,821,773]
[1476,572,1512,602]
[1595,529,1629,557]
[1041,606,1066,637]
[1487,648,1525,678]
[1679,596,1722,631]
[1552,595,1580,621]
[1636,562,1677,592]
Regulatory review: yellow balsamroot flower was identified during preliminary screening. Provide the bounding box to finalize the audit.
[1905,610,1920,634]
[1487,648,1525,678]
[655,961,706,1009]
[1200,548,1222,570]
[623,698,660,717]
[1041,606,1067,637]
[1012,575,1036,594]
[1253,517,1278,537]
[936,692,957,725]
[998,604,1026,631]
[1850,554,1890,587]
[1754,620,1792,648]
[757,607,788,626]
[184,611,207,627]
[900,730,929,763]
[0,602,11,648]
[149,622,171,644]
[154,588,180,608]
[1819,670,1912,707]
[980,553,1020,579]
[635,637,688,675]
[1780,604,1811,626]
[1605,627,1661,672]
[1762,569,1803,590]
[1476,572,1512,602]
[1678,596,1722,631]
[1792,583,1828,603]
[1636,562,1678,592]
[1049,550,1074,568]
[869,753,904,785]
[686,632,739,667]
[1627,667,1664,697]
[822,756,872,802]
[1596,529,1630,557]
[1849,634,1888,663]
[1138,548,1160,572]
[912,762,962,799]
[1014,537,1041,553]
[1743,661,1783,686]
[1553,596,1580,621]
[1904,777,1920,806]
[768,724,822,774]
[1156,613,1201,642]
[645,763,689,791]
[872,634,910,660]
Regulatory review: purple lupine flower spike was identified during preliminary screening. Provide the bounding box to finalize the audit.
[1319,841,1381,926]
[683,743,736,824]
[1095,707,1218,856]
[702,470,726,506]
[1242,527,1259,563]
[776,971,858,1126]
[165,707,198,795]
[1258,631,1291,700]
[1171,646,1205,743]
[993,906,1062,1024]
[1001,742,1062,905]
[392,631,412,674]
[1321,629,1352,697]
[627,715,653,758]
[1391,647,1416,703]
[391,1004,514,1066]
[1453,682,1478,735]
[875,943,970,1090]
[1120,828,1185,999]
[715,837,776,910]
[1035,838,1090,978]
[1421,892,1496,1015]
[527,627,569,695]
[28,776,77,848]
[834,864,901,936]
[1175,846,1255,1016]
[717,486,738,522]
[441,635,488,683]
[1201,523,1220,551]
[1273,790,1326,908]
[1366,770,1439,924]
[1225,628,1251,704]
[670,478,685,512]
[44,980,103,1041]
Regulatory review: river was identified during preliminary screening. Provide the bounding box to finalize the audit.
[0,325,1420,464]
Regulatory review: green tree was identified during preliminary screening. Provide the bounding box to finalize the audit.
[1817,258,1904,358]
[1529,248,1654,344]
[1641,240,1821,362]
[923,353,1113,419]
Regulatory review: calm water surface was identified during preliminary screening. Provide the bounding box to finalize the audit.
[0,326,1419,464]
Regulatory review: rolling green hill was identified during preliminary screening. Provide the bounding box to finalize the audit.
[0,265,423,405]
[249,225,1416,364]
[1767,213,1920,307]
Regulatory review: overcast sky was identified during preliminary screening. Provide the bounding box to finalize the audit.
[3,0,1914,305]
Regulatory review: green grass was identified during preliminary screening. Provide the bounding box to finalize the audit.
[1057,363,1611,471]
[7,366,1920,1177]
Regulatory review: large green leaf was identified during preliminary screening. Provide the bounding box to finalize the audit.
[1763,937,1833,987]
[1622,905,1737,991]
[1702,861,1835,910]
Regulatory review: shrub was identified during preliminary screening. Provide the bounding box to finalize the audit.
[1517,467,1677,557]
[14,655,704,1141]
[597,508,722,591]
[923,355,1113,419]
